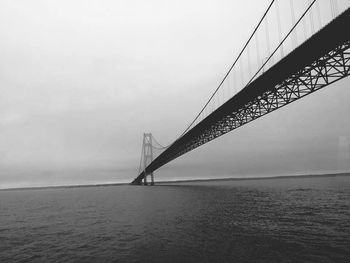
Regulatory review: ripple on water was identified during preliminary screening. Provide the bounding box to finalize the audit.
[0,175,349,263]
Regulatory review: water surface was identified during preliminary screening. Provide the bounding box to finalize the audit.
[1,175,349,262]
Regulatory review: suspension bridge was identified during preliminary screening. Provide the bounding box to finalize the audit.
[132,0,350,185]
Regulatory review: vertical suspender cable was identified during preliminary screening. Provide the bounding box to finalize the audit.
[302,8,308,40]
[330,0,335,19]
[247,45,252,77]
[240,58,244,87]
[334,0,339,16]
[255,33,261,71]
[246,0,317,88]
[233,68,236,96]
[315,1,322,29]
[177,0,276,137]
[265,13,272,66]
[221,81,224,104]
[308,0,315,34]
[289,0,297,48]
[276,0,284,58]
[227,73,230,99]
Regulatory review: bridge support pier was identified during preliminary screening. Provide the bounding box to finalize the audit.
[142,133,154,186]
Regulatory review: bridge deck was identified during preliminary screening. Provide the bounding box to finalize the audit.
[132,8,350,184]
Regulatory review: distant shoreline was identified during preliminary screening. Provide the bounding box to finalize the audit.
[156,172,350,185]
[1,172,349,191]
[0,182,128,192]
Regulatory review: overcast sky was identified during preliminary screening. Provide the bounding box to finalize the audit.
[1,0,349,188]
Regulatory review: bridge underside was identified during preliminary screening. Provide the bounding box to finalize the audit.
[132,8,350,185]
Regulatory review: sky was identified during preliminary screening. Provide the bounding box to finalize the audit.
[0,0,349,188]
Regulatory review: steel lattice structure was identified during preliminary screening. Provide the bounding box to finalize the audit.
[132,8,350,185]
[174,41,350,158]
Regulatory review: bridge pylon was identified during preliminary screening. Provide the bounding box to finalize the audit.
[140,133,154,186]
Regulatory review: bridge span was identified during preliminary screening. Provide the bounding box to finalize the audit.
[132,5,350,185]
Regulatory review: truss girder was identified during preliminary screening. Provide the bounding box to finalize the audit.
[131,9,350,185]
[172,42,350,160]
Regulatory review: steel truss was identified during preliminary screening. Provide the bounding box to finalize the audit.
[174,41,350,159]
[131,9,350,184]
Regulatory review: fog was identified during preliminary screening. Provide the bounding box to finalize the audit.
[0,0,349,188]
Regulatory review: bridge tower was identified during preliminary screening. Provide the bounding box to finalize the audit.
[141,133,154,185]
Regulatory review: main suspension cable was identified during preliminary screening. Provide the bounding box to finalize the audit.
[142,0,317,157]
[177,0,276,138]
[151,135,171,149]
[246,0,317,88]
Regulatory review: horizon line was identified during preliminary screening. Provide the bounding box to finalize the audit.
[1,171,349,192]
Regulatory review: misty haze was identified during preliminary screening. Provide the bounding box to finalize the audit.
[1,0,350,262]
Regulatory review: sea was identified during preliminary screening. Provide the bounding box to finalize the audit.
[0,174,349,263]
